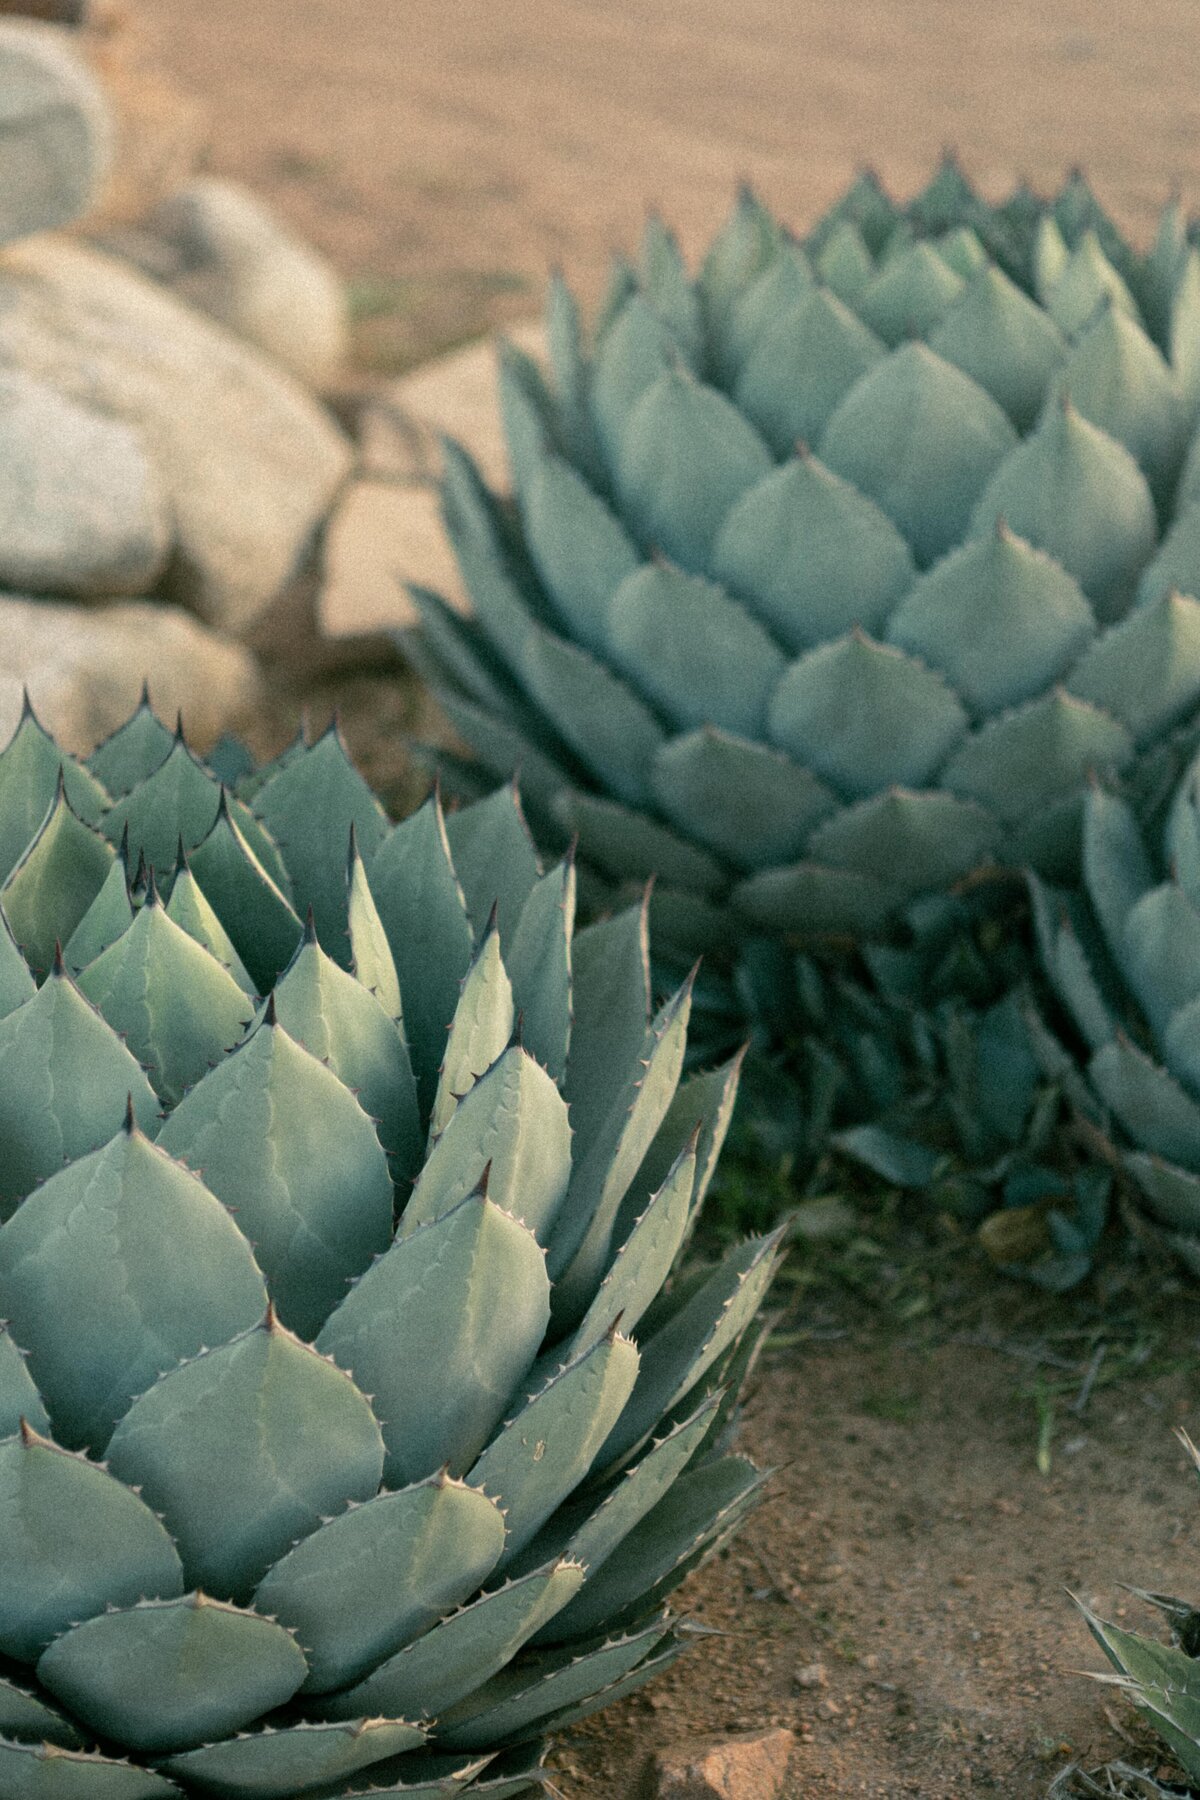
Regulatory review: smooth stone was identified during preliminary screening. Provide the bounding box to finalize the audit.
[0,235,352,633]
[0,19,111,242]
[0,596,261,754]
[119,177,348,390]
[364,319,546,490]
[634,1728,796,1800]
[0,368,170,596]
[319,479,466,641]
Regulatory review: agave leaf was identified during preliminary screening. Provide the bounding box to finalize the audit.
[556,791,726,899]
[523,1632,690,1743]
[613,367,773,574]
[403,589,531,724]
[588,295,676,470]
[426,686,576,818]
[813,220,875,307]
[271,921,421,1184]
[514,454,640,660]
[549,977,693,1320]
[0,1123,267,1453]
[443,787,540,948]
[164,848,255,993]
[0,1426,184,1663]
[522,625,665,809]
[1076,1599,1200,1783]
[2,782,115,977]
[856,241,965,346]
[545,270,603,483]
[1090,1035,1200,1166]
[539,1455,767,1642]
[505,859,574,1085]
[769,631,968,800]
[1119,883,1200,1040]
[698,183,782,363]
[188,796,302,994]
[927,263,1068,432]
[941,689,1133,827]
[435,1617,675,1751]
[337,835,404,1024]
[0,1741,181,1798]
[712,449,914,654]
[608,561,785,743]
[429,924,515,1141]
[735,282,885,456]
[640,214,703,366]
[0,906,36,1017]
[650,729,832,873]
[972,396,1156,624]
[402,1046,571,1245]
[623,1050,745,1247]
[566,1139,698,1361]
[1123,1151,1200,1235]
[0,1328,48,1439]
[103,740,283,886]
[1070,591,1200,747]
[317,1190,551,1487]
[1033,213,1070,304]
[507,1392,721,1584]
[1056,302,1188,507]
[887,525,1094,719]
[0,704,109,883]
[370,796,474,1121]
[730,857,895,938]
[77,896,251,1107]
[807,788,997,898]
[157,1014,394,1340]
[1049,229,1141,335]
[496,338,557,500]
[597,1228,784,1473]
[0,967,158,1219]
[471,1330,640,1568]
[162,1717,429,1798]
[438,442,545,676]
[254,1473,506,1696]
[106,1316,385,1602]
[294,1751,496,1800]
[820,342,1017,567]
[254,726,388,957]
[726,243,815,377]
[1080,784,1157,965]
[37,1595,308,1757]
[0,1674,84,1749]
[86,693,175,798]
[314,1562,583,1724]
[1171,248,1200,410]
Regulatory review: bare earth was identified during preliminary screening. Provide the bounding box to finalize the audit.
[137,2,1200,1792]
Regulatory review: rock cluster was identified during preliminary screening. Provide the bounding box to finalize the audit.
[0,7,353,745]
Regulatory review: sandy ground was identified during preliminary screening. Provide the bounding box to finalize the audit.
[133,1,1200,1791]
[141,0,1200,370]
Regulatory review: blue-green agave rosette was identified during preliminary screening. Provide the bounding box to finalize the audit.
[1031,744,1200,1271]
[0,694,780,1799]
[408,160,1200,980]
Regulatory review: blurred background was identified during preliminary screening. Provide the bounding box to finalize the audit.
[140,0,1200,374]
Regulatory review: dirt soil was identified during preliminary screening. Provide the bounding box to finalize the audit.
[132,2,1200,1791]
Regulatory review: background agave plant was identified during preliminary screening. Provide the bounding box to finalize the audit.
[406,160,1200,1000]
[1074,1431,1200,1793]
[0,694,781,1799]
[1030,745,1200,1274]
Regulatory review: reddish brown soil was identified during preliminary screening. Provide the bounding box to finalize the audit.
[132,3,1200,1791]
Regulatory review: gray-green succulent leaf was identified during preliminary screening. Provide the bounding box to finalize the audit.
[0,698,777,1796]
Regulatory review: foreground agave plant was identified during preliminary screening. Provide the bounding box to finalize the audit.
[408,160,1200,975]
[1075,1432,1200,1790]
[1030,749,1200,1270]
[0,694,779,1799]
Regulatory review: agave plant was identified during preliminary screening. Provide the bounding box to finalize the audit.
[0,693,780,1799]
[407,160,1200,986]
[1030,746,1200,1271]
[1074,1431,1200,1791]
